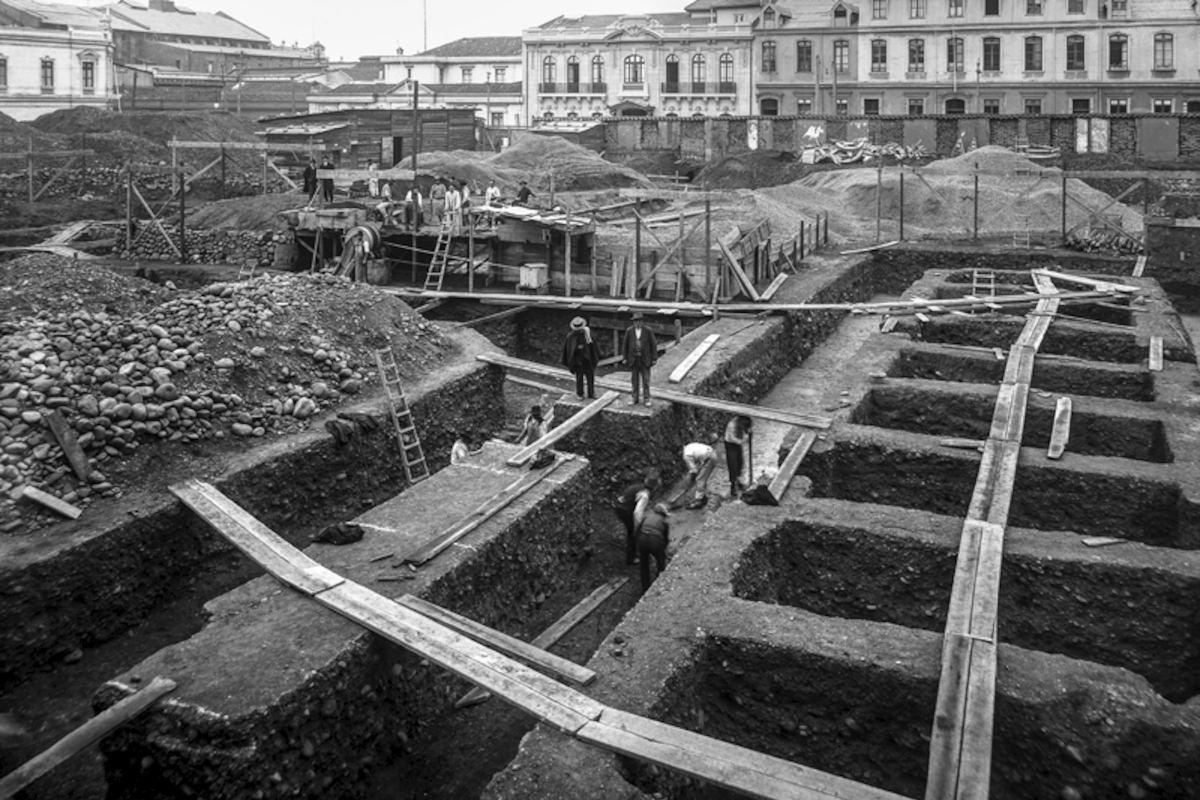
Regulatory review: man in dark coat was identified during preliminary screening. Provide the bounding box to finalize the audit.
[302,158,317,198]
[561,316,601,399]
[621,312,657,407]
[319,156,335,202]
[613,472,661,566]
[636,503,671,594]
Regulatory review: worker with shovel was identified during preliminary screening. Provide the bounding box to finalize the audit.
[678,435,719,510]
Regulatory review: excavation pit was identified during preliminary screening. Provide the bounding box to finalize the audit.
[930,285,1136,327]
[853,382,1172,462]
[913,315,1146,363]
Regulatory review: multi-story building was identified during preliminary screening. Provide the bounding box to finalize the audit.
[756,0,1200,116]
[522,5,757,124]
[382,37,524,126]
[0,0,115,121]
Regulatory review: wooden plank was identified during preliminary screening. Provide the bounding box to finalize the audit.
[954,641,998,800]
[1030,268,1139,295]
[1149,336,1164,371]
[768,430,818,501]
[925,633,974,800]
[1082,536,1128,547]
[506,393,618,466]
[457,577,628,708]
[0,676,176,799]
[453,306,526,329]
[401,457,570,565]
[668,334,720,384]
[172,140,286,151]
[943,521,986,637]
[323,583,600,734]
[0,149,92,162]
[170,480,344,596]
[617,188,725,201]
[966,439,1002,523]
[477,353,832,429]
[939,438,985,450]
[583,708,911,800]
[44,410,90,481]
[967,523,1005,641]
[1133,255,1147,277]
[984,441,1022,528]
[398,596,596,686]
[758,272,789,301]
[17,486,82,520]
[1047,397,1071,460]
[317,168,416,181]
[839,240,900,255]
[718,240,761,301]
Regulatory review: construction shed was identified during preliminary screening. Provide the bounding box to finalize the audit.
[259,108,478,169]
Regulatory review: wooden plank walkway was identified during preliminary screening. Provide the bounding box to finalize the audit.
[506,392,619,466]
[925,271,1063,800]
[172,481,909,800]
[478,353,832,430]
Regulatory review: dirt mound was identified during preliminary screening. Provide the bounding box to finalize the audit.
[187,193,308,230]
[0,112,55,153]
[30,108,259,148]
[399,136,653,194]
[923,145,1055,174]
[0,254,171,324]
[0,272,457,533]
[695,150,816,190]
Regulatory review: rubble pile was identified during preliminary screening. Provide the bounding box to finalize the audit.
[116,226,278,266]
[1,267,458,533]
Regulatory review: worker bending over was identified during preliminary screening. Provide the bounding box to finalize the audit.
[635,502,671,594]
[613,471,662,566]
[681,436,719,510]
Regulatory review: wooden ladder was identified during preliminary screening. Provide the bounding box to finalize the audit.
[970,269,996,314]
[237,261,257,281]
[374,347,430,484]
[423,219,453,292]
[1012,213,1031,248]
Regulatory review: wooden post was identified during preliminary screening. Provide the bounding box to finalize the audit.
[125,167,132,255]
[262,151,269,195]
[823,212,829,246]
[565,213,572,297]
[1061,174,1068,243]
[27,137,34,204]
[634,214,642,292]
[973,168,980,242]
[590,216,598,294]
[704,199,712,296]
[179,162,187,263]
[219,146,227,200]
[799,220,805,260]
[1142,179,1150,254]
[646,251,658,300]
[875,163,883,243]
[549,170,556,209]
[412,82,420,178]
[468,211,475,294]
[899,172,905,241]
[675,318,682,344]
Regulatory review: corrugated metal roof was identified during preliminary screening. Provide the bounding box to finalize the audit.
[262,122,349,136]
[0,0,105,28]
[104,1,269,43]
[414,36,521,58]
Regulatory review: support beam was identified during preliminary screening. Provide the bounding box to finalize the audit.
[767,430,818,501]
[506,392,619,466]
[668,334,720,384]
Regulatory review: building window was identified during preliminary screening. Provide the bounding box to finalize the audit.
[1188,100,1200,114]
[1108,34,1128,69]
[797,98,813,113]
[1154,33,1174,70]
[623,54,645,85]
[762,41,777,72]
[1066,35,1085,71]
[948,0,963,17]
[947,37,963,72]
[1024,98,1042,114]
[864,98,881,114]
[982,37,1000,71]
[590,56,602,85]
[691,54,706,87]
[763,8,776,25]
[1024,37,1043,71]
[1153,98,1174,113]
[761,98,779,115]
[1109,98,1128,114]
[566,56,580,89]
[734,12,745,22]
[0,57,6,89]
[542,56,556,84]
[908,97,924,114]
[871,40,887,72]
[1068,0,1084,11]
[833,39,849,72]
[82,61,95,94]
[1110,0,1126,15]
[945,98,966,114]
[1072,98,1091,114]
[985,0,1000,14]
[797,40,813,72]
[719,52,734,85]
[495,67,506,82]
[910,0,925,16]
[873,0,888,18]
[462,67,473,83]
[908,39,925,72]
[40,58,54,92]
[983,98,1001,114]
[491,111,504,126]
[836,97,849,114]
[406,66,413,79]
[834,4,848,24]
[1026,0,1042,13]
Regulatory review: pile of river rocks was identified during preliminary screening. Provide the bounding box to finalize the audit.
[116,227,277,267]
[1,272,449,534]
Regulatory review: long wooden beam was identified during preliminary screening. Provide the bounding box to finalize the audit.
[618,188,725,200]
[767,430,818,501]
[506,392,619,466]
[318,168,416,181]
[669,334,720,383]
[478,353,832,430]
[0,149,92,162]
[171,480,909,800]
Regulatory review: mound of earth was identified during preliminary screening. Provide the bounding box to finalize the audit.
[0,254,171,324]
[0,272,457,534]
[694,150,815,190]
[0,112,55,153]
[30,108,260,148]
[187,193,309,230]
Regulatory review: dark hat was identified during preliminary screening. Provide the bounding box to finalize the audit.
[631,311,645,321]
[570,316,586,330]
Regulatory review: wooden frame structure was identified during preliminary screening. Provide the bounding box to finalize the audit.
[0,141,96,204]
[168,140,317,199]
[122,163,188,262]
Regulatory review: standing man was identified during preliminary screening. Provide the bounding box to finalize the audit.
[429,178,447,227]
[446,181,462,235]
[724,415,752,497]
[635,503,671,594]
[404,184,423,229]
[485,179,502,206]
[561,316,600,400]
[516,180,535,206]
[302,158,317,199]
[613,471,661,566]
[319,155,335,203]
[622,312,657,407]
[367,160,379,198]
[681,436,719,510]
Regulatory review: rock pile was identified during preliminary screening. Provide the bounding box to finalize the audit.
[1,270,457,534]
[116,226,277,267]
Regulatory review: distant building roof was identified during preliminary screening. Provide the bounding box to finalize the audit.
[535,13,693,29]
[326,82,398,96]
[0,0,105,29]
[414,36,521,58]
[342,59,385,81]
[104,1,269,44]
[424,82,522,95]
[683,0,761,10]
[155,41,317,59]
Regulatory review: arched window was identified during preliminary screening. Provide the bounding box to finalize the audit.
[542,56,556,87]
[543,110,555,120]
[719,52,734,87]
[623,54,645,85]
[761,97,780,115]
[691,54,706,89]
[665,53,680,92]
[591,54,605,87]
[566,55,580,90]
[1154,33,1174,69]
[1066,35,1085,71]
[945,98,966,114]
[762,41,777,72]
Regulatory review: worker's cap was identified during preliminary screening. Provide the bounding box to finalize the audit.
[570,316,586,330]
[631,311,645,321]
[520,180,528,185]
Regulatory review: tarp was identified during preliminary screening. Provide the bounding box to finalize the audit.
[1137,117,1178,160]
[904,119,937,150]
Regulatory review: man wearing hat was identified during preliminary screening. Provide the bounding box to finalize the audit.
[561,316,601,399]
[622,312,657,407]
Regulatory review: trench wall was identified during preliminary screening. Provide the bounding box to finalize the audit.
[0,354,505,685]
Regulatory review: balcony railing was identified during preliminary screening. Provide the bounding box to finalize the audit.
[538,82,607,95]
[660,81,737,95]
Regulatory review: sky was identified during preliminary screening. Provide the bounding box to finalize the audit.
[68,0,691,63]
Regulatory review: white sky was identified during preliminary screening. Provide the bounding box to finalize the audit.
[69,1,690,63]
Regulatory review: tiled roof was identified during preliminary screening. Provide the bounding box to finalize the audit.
[342,60,385,81]
[327,82,399,96]
[0,0,105,28]
[104,1,269,44]
[415,36,521,58]
[537,13,694,28]
[425,82,522,95]
[683,0,761,10]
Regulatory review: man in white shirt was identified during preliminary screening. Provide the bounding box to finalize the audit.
[681,438,718,510]
[485,180,502,206]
